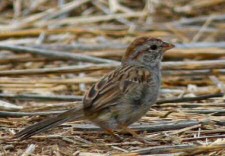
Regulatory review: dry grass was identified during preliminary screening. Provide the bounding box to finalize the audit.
[0,0,225,155]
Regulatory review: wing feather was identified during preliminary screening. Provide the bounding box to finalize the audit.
[83,66,151,112]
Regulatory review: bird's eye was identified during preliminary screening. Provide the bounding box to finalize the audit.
[150,45,157,50]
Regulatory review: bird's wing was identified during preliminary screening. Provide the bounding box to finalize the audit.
[83,65,152,112]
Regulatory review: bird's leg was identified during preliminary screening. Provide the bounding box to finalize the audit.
[120,125,150,144]
[103,128,123,141]
[120,126,139,137]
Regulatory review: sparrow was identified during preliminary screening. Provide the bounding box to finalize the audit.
[15,36,174,140]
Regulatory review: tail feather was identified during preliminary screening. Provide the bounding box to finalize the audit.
[15,107,84,139]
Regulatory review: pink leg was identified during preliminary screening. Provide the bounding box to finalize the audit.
[120,125,150,144]
[103,128,123,141]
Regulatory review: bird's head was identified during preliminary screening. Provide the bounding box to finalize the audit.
[122,37,174,67]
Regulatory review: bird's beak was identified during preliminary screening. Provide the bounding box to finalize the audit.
[162,42,175,51]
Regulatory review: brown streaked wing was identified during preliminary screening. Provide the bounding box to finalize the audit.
[83,66,151,111]
[83,66,123,109]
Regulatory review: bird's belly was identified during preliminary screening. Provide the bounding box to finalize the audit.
[89,84,160,130]
[90,103,150,130]
[116,101,152,126]
[117,85,159,126]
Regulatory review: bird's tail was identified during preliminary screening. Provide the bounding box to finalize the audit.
[15,107,84,140]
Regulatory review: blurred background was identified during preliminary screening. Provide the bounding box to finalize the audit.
[0,0,225,155]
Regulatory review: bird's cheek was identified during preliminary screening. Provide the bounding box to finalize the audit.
[143,55,153,63]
